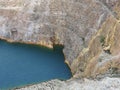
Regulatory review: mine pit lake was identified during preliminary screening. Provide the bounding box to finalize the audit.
[0,40,72,89]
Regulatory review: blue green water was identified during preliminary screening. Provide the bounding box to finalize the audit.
[0,40,72,89]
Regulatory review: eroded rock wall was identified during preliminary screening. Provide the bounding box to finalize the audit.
[0,0,120,78]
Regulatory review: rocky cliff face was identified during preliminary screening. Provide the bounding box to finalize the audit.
[0,0,120,79]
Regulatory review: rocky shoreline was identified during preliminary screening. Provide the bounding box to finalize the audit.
[13,77,120,90]
[0,37,54,49]
[0,0,119,78]
[0,0,120,89]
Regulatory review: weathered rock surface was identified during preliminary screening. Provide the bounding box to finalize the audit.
[14,77,120,90]
[0,0,120,86]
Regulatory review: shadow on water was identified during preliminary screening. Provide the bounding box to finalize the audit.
[0,40,72,90]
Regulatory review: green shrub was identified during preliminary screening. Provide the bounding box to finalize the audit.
[100,35,105,44]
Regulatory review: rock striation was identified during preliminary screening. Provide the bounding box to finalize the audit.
[0,0,120,89]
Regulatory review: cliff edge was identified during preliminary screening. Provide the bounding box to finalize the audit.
[0,0,120,80]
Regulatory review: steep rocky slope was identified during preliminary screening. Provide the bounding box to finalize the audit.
[0,0,120,83]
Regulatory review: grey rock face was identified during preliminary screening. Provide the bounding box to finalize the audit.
[14,77,120,90]
[0,0,120,90]
[0,0,120,78]
[0,0,110,65]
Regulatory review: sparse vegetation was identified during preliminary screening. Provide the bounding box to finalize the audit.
[100,35,105,44]
[111,67,118,74]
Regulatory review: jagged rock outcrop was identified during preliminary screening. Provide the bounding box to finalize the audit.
[0,0,120,79]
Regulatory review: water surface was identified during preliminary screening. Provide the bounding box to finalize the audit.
[0,40,72,89]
